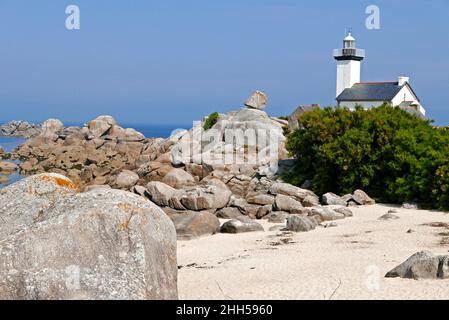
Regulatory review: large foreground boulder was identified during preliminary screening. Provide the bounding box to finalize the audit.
[0,173,79,239]
[385,251,449,280]
[0,174,178,300]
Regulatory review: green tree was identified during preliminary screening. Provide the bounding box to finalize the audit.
[284,104,449,210]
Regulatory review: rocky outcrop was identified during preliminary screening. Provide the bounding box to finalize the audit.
[0,120,41,138]
[11,115,157,189]
[169,92,287,178]
[385,251,449,280]
[0,174,178,299]
[3,94,379,244]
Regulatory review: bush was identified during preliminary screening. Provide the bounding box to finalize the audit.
[1,153,12,160]
[284,104,449,210]
[203,112,219,131]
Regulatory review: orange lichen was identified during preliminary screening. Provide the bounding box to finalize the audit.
[40,175,80,192]
[117,202,144,214]
[118,221,129,231]
[116,202,145,231]
[117,202,133,212]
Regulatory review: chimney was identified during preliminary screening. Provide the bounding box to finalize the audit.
[398,76,409,86]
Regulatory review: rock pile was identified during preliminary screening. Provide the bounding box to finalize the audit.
[7,91,377,241]
[12,116,172,188]
[0,120,41,138]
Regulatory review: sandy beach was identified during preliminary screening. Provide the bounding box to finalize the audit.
[178,204,449,300]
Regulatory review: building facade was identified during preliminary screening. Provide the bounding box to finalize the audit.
[334,33,426,117]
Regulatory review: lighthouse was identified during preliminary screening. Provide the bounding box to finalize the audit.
[333,32,365,98]
[333,32,426,117]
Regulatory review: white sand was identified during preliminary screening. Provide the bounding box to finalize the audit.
[177,204,449,300]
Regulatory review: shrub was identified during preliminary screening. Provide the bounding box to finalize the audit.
[203,112,219,131]
[284,104,449,210]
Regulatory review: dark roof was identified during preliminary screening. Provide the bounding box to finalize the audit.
[336,82,404,101]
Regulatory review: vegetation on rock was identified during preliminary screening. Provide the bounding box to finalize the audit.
[203,112,219,130]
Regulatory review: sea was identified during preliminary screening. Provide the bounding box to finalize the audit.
[0,123,190,188]
[0,136,27,188]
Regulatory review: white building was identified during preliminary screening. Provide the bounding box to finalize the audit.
[334,32,426,117]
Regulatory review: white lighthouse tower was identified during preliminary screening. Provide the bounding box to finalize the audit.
[333,32,365,97]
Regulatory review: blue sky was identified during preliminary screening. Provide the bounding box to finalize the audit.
[0,0,448,125]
